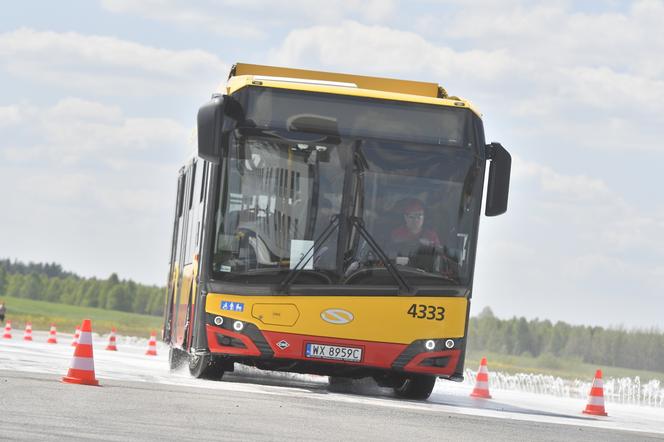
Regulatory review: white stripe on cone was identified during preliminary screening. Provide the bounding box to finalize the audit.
[587,396,605,406]
[78,333,93,345]
[70,357,95,371]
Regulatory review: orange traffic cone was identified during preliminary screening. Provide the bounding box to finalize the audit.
[2,320,12,339]
[145,331,157,356]
[71,326,81,347]
[106,327,118,351]
[62,319,99,386]
[583,369,608,416]
[47,324,58,344]
[470,357,492,399]
[23,322,33,341]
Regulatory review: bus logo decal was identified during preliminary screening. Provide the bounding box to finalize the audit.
[321,309,354,325]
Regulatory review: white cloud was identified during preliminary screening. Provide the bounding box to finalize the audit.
[271,20,516,83]
[16,172,93,206]
[0,28,227,96]
[475,152,664,325]
[0,158,176,284]
[513,156,613,203]
[101,0,268,38]
[0,96,185,284]
[556,67,664,115]
[563,253,634,280]
[599,215,664,252]
[0,105,22,127]
[429,2,664,121]
[433,1,664,63]
[1,98,188,166]
[436,4,566,40]
[100,0,398,36]
[506,155,664,278]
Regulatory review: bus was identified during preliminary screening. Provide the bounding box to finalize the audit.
[163,63,511,399]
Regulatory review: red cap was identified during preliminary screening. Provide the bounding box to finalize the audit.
[403,199,424,213]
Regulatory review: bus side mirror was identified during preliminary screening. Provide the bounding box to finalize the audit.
[197,94,226,164]
[485,142,511,216]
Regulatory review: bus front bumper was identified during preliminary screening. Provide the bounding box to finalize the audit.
[204,322,462,377]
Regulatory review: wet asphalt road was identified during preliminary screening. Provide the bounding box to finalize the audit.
[0,370,661,441]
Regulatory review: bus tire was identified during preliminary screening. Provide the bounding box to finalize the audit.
[393,375,436,400]
[188,353,225,380]
[169,347,187,371]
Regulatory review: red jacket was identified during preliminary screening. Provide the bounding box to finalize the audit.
[391,227,440,247]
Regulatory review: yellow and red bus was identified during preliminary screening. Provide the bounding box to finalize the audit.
[164,63,511,399]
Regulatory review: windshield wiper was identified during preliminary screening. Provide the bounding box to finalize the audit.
[397,264,461,285]
[278,215,340,293]
[348,216,413,294]
[345,141,413,294]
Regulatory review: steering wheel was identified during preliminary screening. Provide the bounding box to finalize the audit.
[393,240,460,275]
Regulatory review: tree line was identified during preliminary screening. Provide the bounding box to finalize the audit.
[468,307,664,373]
[0,259,164,316]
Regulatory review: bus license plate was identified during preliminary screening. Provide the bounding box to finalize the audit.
[305,343,362,362]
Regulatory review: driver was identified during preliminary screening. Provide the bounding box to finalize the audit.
[390,198,440,260]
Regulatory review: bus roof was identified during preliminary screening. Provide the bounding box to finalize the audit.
[219,63,481,117]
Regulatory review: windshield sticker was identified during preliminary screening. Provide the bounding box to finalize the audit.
[290,240,314,270]
[221,301,244,312]
[219,265,232,272]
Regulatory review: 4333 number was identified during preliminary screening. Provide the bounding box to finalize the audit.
[407,304,445,321]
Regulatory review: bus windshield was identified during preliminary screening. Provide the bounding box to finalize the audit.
[211,132,483,290]
[210,87,484,290]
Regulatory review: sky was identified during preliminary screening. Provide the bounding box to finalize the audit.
[1,0,662,328]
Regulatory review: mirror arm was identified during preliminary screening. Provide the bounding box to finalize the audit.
[485,142,500,160]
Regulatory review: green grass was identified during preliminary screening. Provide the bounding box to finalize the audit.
[465,349,664,383]
[0,295,162,337]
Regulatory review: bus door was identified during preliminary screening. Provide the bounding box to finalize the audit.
[181,161,207,349]
[169,161,198,348]
[164,169,185,343]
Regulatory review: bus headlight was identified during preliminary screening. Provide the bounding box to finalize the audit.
[214,316,224,326]
[233,320,244,332]
[425,340,436,351]
[445,339,455,349]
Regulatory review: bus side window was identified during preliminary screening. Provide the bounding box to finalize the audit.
[176,173,186,218]
[188,162,197,211]
[173,172,186,263]
[200,162,207,202]
[184,162,197,264]
[196,162,208,247]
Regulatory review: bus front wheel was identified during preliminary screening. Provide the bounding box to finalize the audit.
[188,353,225,380]
[393,375,436,400]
